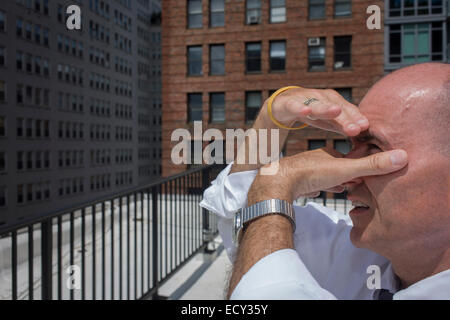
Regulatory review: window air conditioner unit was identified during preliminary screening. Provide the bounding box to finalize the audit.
[334,61,344,69]
[247,12,260,24]
[308,38,320,46]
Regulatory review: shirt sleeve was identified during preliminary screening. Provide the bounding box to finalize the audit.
[230,249,337,300]
[199,163,258,262]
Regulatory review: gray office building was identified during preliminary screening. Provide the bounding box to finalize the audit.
[0,0,162,227]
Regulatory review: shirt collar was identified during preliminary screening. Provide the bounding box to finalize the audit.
[373,263,450,300]
[393,268,450,300]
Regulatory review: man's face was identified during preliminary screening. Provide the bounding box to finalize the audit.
[344,77,449,256]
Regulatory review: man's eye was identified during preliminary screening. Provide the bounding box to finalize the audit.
[367,143,381,153]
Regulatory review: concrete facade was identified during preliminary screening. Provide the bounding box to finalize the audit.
[0,0,162,227]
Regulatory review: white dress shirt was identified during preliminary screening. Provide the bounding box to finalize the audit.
[199,163,450,300]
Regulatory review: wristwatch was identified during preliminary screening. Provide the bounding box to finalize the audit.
[232,199,296,244]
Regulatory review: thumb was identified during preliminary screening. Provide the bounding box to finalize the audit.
[346,149,408,178]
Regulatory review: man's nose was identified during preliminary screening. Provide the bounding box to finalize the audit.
[343,148,366,187]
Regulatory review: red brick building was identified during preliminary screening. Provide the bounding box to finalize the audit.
[162,0,385,176]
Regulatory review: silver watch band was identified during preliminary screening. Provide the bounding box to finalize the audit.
[232,199,296,244]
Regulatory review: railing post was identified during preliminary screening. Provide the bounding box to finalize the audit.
[41,219,53,300]
[151,185,166,300]
[202,166,215,253]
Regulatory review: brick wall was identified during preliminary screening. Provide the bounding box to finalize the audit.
[162,0,385,176]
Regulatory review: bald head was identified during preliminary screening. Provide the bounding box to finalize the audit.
[361,62,450,155]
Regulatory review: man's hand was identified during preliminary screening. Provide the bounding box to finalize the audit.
[230,87,369,174]
[228,147,408,298]
[270,87,369,137]
[248,147,409,205]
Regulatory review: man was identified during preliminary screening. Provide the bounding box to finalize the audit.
[200,63,450,300]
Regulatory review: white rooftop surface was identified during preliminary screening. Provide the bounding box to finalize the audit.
[0,197,351,300]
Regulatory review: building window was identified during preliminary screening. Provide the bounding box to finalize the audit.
[308,37,326,71]
[388,0,444,17]
[309,0,326,20]
[245,91,262,122]
[16,51,23,70]
[334,0,352,18]
[389,23,444,65]
[246,42,262,73]
[25,22,32,40]
[335,88,352,102]
[17,118,23,137]
[35,56,41,74]
[270,0,286,23]
[17,184,24,204]
[25,53,32,72]
[0,187,5,207]
[0,151,5,173]
[0,116,5,137]
[43,0,49,15]
[270,40,286,71]
[210,0,225,27]
[188,93,203,122]
[0,11,5,32]
[210,92,225,122]
[447,22,450,63]
[308,139,326,150]
[43,59,49,76]
[0,47,4,66]
[210,44,225,75]
[0,81,5,102]
[188,0,203,29]
[27,184,33,202]
[246,0,262,25]
[16,19,23,37]
[17,151,24,170]
[334,139,352,155]
[35,25,41,43]
[334,36,352,69]
[43,28,49,46]
[188,46,202,76]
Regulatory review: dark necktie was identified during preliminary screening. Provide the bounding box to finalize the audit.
[377,289,394,300]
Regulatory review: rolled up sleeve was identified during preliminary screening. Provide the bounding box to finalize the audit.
[199,163,258,262]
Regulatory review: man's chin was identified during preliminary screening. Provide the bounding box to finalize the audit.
[349,225,369,248]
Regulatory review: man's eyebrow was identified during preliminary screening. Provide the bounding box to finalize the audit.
[351,130,389,147]
[352,130,374,143]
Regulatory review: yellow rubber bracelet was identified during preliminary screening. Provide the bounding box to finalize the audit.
[267,86,309,130]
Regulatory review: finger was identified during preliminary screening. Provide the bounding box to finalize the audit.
[285,97,342,121]
[332,107,366,137]
[324,186,346,193]
[302,102,342,120]
[342,149,408,181]
[341,101,369,131]
[321,90,369,135]
[303,191,321,198]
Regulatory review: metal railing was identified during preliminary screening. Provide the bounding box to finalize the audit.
[0,164,224,300]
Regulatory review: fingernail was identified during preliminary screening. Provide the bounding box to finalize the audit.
[357,119,368,126]
[390,150,408,166]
